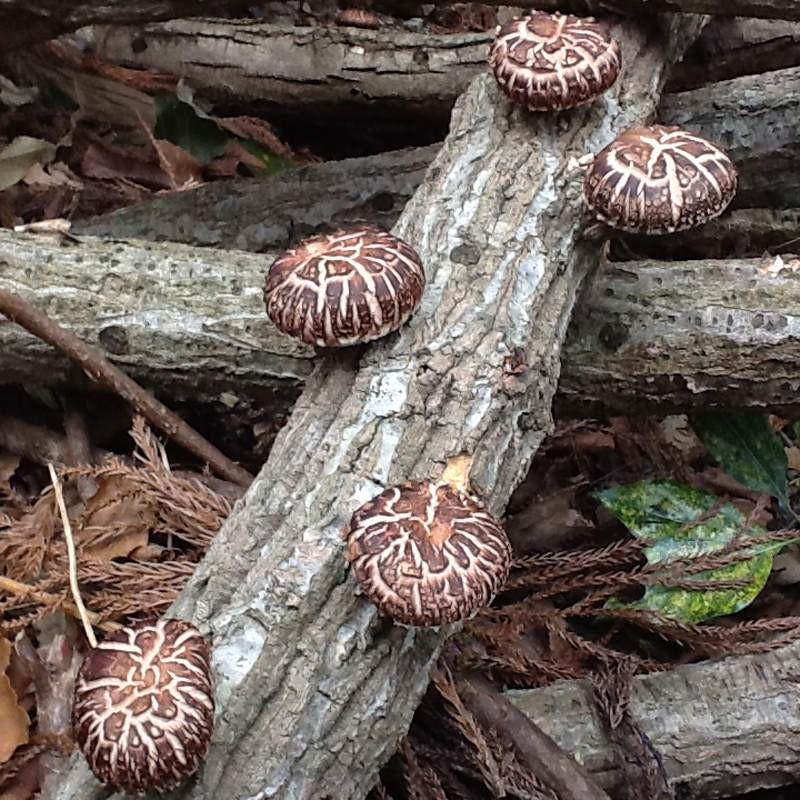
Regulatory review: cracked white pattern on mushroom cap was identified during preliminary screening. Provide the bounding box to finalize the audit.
[72,618,214,794]
[489,11,621,111]
[264,226,425,347]
[584,125,738,234]
[344,481,512,626]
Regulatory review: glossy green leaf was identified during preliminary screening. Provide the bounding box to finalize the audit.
[597,480,777,623]
[692,410,788,506]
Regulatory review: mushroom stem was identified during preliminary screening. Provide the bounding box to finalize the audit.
[439,453,474,494]
[48,462,98,647]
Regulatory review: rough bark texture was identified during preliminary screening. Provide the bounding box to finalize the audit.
[668,17,800,89]
[4,237,800,416]
[74,63,800,245]
[614,207,800,260]
[658,65,800,208]
[75,146,439,251]
[44,14,704,800]
[558,256,800,416]
[505,640,800,798]
[82,21,489,155]
[0,0,253,50]
[389,0,800,21]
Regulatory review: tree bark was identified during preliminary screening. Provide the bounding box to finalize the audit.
[667,17,800,89]
[505,639,800,798]
[613,207,800,260]
[75,145,439,251]
[0,0,254,50]
[3,235,798,415]
[381,0,800,21]
[658,65,800,208]
[72,60,800,244]
[557,255,800,416]
[43,13,704,800]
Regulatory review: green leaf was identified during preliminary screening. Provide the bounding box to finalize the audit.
[154,96,227,164]
[692,410,788,506]
[597,480,777,623]
[237,138,291,175]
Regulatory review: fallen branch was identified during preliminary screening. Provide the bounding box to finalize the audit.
[505,639,800,798]
[658,64,800,208]
[456,674,612,800]
[2,235,798,415]
[46,12,704,800]
[71,63,800,244]
[668,17,800,89]
[0,288,252,487]
[0,0,254,50]
[383,0,800,21]
[558,255,800,415]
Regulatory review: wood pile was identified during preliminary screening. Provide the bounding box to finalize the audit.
[1,2,799,799]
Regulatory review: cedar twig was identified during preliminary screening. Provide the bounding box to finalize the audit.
[0,575,121,633]
[0,289,253,487]
[48,463,97,646]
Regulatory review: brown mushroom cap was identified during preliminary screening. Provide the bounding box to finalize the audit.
[263,226,426,348]
[583,125,738,234]
[488,11,621,111]
[72,618,214,794]
[343,481,512,626]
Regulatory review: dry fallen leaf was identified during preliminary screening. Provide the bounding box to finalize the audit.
[76,475,155,561]
[0,638,30,764]
[786,446,800,473]
[0,137,55,192]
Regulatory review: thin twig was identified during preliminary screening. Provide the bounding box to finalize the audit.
[48,463,97,646]
[0,289,253,487]
[0,575,121,633]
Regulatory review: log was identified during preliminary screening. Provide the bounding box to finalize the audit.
[81,21,491,155]
[614,207,800,260]
[658,65,800,208]
[75,145,440,250]
[3,234,798,415]
[505,639,800,798]
[0,0,254,50]
[72,62,800,244]
[382,0,800,21]
[668,17,800,89]
[557,255,800,416]
[44,13,704,800]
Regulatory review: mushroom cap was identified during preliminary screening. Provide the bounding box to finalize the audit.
[72,618,214,794]
[583,125,738,234]
[343,481,512,626]
[488,11,621,111]
[264,226,426,348]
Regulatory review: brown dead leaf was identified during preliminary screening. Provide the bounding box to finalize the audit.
[0,454,20,488]
[210,115,299,162]
[80,140,168,190]
[570,430,615,453]
[204,140,267,179]
[786,446,800,473]
[22,162,81,190]
[152,138,203,190]
[657,414,705,461]
[0,639,30,764]
[76,475,155,561]
[506,490,594,554]
[0,752,40,800]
